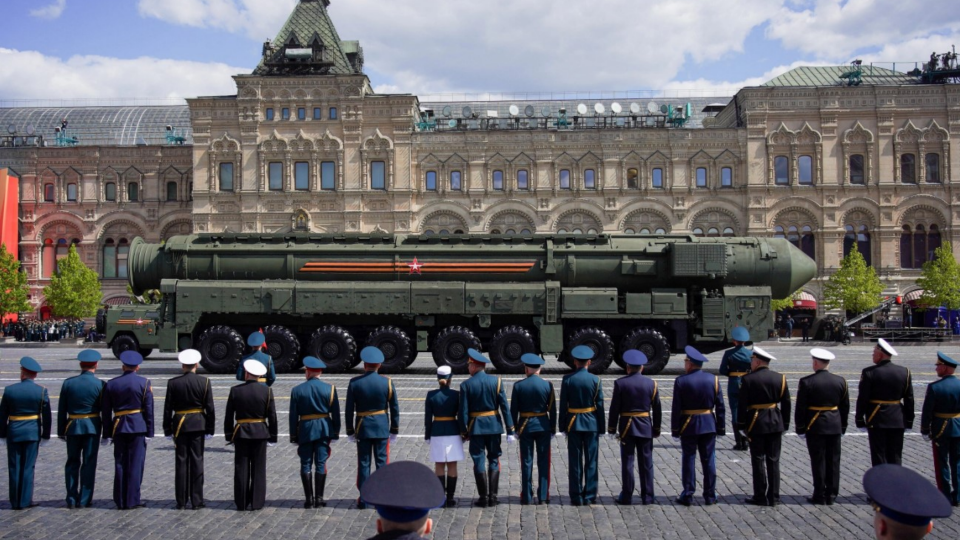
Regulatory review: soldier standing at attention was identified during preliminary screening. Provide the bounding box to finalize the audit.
[509,353,556,505]
[360,461,447,540]
[58,350,106,509]
[224,359,278,511]
[560,345,605,506]
[719,326,752,451]
[290,355,340,509]
[921,351,960,506]
[863,464,953,539]
[425,365,463,508]
[101,351,154,510]
[346,346,400,509]
[0,357,51,510]
[671,346,724,506]
[737,346,790,507]
[236,331,276,387]
[459,348,515,507]
[609,349,661,505]
[162,349,215,510]
[856,338,914,466]
[795,348,849,506]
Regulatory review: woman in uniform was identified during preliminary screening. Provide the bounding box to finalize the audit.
[425,365,462,507]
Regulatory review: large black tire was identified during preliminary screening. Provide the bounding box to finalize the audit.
[489,326,537,374]
[366,326,412,374]
[111,334,138,359]
[562,326,615,374]
[432,326,481,374]
[307,325,357,374]
[197,325,244,374]
[138,348,153,358]
[262,325,301,373]
[619,327,671,375]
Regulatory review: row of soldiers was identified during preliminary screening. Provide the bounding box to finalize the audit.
[4,318,85,342]
[0,332,957,524]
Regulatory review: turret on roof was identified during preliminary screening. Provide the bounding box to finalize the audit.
[253,0,362,76]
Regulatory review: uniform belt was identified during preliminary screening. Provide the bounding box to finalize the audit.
[728,372,748,377]
[300,413,330,421]
[63,412,99,435]
[8,415,39,421]
[866,400,901,426]
[934,412,960,439]
[433,416,456,422]
[355,409,387,433]
[173,409,205,439]
[467,410,497,434]
[231,418,266,442]
[517,412,547,436]
[617,411,651,441]
[565,406,597,432]
[746,403,779,435]
[112,409,142,434]
[679,409,713,434]
[805,406,839,432]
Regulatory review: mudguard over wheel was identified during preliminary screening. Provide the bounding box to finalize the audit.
[307,325,357,373]
[365,326,412,374]
[111,334,138,359]
[489,325,537,374]
[197,325,244,374]
[562,326,615,374]
[619,327,671,375]
[431,326,480,374]
[262,325,301,373]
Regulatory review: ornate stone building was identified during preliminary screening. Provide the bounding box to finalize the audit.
[2,0,958,315]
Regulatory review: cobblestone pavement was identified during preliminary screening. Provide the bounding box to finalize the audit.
[0,344,958,539]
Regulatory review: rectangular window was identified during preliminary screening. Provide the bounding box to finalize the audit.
[774,156,789,185]
[798,155,813,185]
[450,171,462,191]
[696,167,707,188]
[493,170,503,190]
[652,168,663,188]
[67,183,77,202]
[321,162,336,190]
[265,108,274,121]
[269,162,283,191]
[103,245,116,278]
[44,184,55,202]
[295,162,309,190]
[849,154,865,184]
[281,108,290,120]
[329,107,338,120]
[314,108,322,120]
[559,169,570,189]
[627,168,638,189]
[426,171,437,191]
[721,167,732,187]
[925,153,941,183]
[117,244,129,279]
[105,183,116,201]
[127,182,139,202]
[166,181,177,201]
[517,169,528,190]
[219,163,234,191]
[371,161,385,190]
[584,169,596,189]
[901,153,916,183]
[297,108,306,120]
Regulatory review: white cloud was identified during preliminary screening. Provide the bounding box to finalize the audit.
[30,0,67,20]
[0,48,244,101]
[137,0,298,41]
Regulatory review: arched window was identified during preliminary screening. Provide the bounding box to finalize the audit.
[102,239,117,278]
[901,212,944,268]
[651,168,663,188]
[66,183,78,202]
[559,169,571,189]
[849,154,865,184]
[517,170,529,190]
[492,170,504,191]
[800,225,815,259]
[56,238,69,260]
[44,184,55,202]
[721,167,732,187]
[925,153,941,183]
[774,156,789,185]
[127,182,139,202]
[166,181,177,201]
[627,168,638,189]
[42,239,54,278]
[105,182,116,201]
[843,224,872,266]
[900,154,916,183]
[900,226,913,269]
[774,211,817,261]
[450,171,461,191]
[696,167,707,188]
[425,171,437,191]
[693,228,704,237]
[691,211,737,238]
[798,155,813,185]
[707,227,719,237]
[584,169,596,189]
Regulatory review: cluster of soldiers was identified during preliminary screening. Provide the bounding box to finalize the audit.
[4,318,85,342]
[1,329,958,540]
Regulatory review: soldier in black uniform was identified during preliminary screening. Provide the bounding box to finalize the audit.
[737,346,791,507]
[360,461,446,540]
[795,348,849,505]
[856,338,914,466]
[163,349,215,510]
[224,359,278,511]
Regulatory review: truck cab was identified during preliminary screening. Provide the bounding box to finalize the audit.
[103,304,163,359]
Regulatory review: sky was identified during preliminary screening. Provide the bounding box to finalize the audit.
[0,0,958,103]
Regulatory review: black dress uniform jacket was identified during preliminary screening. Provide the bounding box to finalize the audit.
[163,372,215,436]
[796,370,849,435]
[855,360,914,429]
[737,366,791,434]
[225,381,278,443]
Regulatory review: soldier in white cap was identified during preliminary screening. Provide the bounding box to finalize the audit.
[856,338,914,466]
[224,359,278,511]
[424,365,463,507]
[795,348,849,505]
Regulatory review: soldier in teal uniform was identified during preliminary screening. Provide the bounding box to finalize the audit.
[459,348,515,508]
[559,345,605,506]
[236,331,276,387]
[346,346,400,509]
[719,326,752,451]
[0,357,52,510]
[424,365,463,508]
[509,353,556,505]
[58,349,106,508]
[290,356,341,508]
[921,351,960,506]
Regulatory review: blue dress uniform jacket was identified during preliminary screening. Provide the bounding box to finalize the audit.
[559,368,605,434]
[510,374,557,505]
[0,379,52,509]
[425,387,460,438]
[459,371,514,436]
[608,373,661,438]
[236,350,277,387]
[290,378,341,443]
[58,371,105,508]
[921,374,960,504]
[671,369,725,437]
[345,372,400,439]
[101,371,154,509]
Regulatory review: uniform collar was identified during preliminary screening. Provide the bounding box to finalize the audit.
[471,370,487,378]
[753,365,769,372]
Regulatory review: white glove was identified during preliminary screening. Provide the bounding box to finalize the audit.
[40,439,49,448]
[102,438,112,446]
[389,434,398,444]
[348,435,356,444]
[798,434,806,441]
[858,427,868,432]
[165,436,173,441]
[506,435,517,444]
[145,437,152,446]
[557,432,566,439]
[204,434,213,441]
[267,442,276,447]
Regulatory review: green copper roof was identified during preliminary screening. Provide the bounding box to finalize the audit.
[761,65,917,87]
[253,0,359,76]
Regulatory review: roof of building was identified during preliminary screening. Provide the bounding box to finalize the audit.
[761,65,917,87]
[0,106,192,147]
[253,0,358,76]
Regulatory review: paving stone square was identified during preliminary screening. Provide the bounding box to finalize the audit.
[1,343,958,539]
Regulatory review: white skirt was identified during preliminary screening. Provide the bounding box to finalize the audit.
[429,434,465,463]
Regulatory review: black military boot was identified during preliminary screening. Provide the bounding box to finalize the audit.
[300,472,314,509]
[445,476,458,507]
[314,473,326,508]
[473,472,488,507]
[488,469,500,507]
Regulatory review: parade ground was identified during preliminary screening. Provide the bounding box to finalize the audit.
[1,343,958,539]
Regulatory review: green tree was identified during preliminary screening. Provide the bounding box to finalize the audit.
[916,242,960,310]
[0,243,31,320]
[822,248,885,315]
[42,244,103,319]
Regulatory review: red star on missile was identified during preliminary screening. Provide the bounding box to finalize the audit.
[408,257,423,274]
